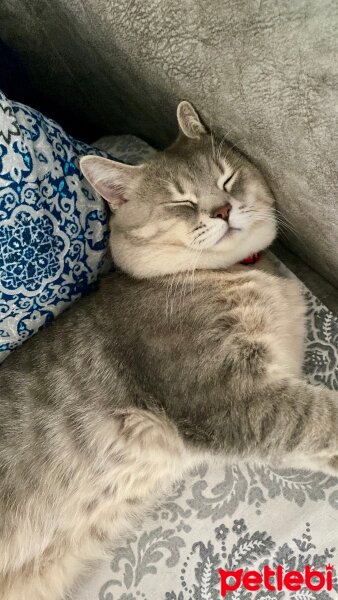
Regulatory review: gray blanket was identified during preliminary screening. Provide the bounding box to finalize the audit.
[1,0,338,287]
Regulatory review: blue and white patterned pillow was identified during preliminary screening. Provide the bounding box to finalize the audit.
[0,90,114,361]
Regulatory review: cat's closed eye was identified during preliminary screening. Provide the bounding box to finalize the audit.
[223,172,235,190]
[166,200,197,210]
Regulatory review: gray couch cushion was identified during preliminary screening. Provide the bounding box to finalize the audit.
[1,0,338,287]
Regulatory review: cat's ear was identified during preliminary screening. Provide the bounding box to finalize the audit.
[80,156,143,210]
[177,101,207,139]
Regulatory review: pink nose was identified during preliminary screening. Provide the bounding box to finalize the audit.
[213,203,232,221]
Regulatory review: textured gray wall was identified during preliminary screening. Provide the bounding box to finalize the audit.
[1,0,338,286]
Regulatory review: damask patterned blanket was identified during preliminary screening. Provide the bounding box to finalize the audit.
[0,90,112,360]
[72,136,338,600]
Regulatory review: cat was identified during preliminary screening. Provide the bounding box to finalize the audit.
[0,101,337,600]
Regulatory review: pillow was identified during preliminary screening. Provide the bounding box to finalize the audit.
[0,89,114,361]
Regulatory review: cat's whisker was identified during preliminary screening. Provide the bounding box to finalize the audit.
[215,124,242,162]
[177,250,198,328]
[166,270,180,321]
[180,251,201,330]
[191,248,202,291]
[162,155,176,184]
[272,214,299,237]
[279,221,297,236]
[210,130,217,162]
[253,211,300,244]
[169,267,188,323]
[216,134,228,163]
[183,249,202,327]
[274,210,298,236]
[158,178,174,188]
[223,137,246,163]
[268,189,310,252]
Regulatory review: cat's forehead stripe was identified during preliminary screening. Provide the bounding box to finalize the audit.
[168,180,186,196]
[175,180,184,195]
[212,154,224,172]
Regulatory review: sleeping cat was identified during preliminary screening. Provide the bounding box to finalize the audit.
[0,101,337,600]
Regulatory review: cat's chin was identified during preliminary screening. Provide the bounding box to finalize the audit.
[214,227,241,245]
[204,226,247,252]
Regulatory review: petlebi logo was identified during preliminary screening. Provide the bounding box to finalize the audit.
[218,564,335,596]
[163,518,338,600]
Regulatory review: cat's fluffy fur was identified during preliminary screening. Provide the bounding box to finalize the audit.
[1,102,337,600]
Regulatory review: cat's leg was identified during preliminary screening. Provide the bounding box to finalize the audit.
[281,277,307,377]
[0,535,103,600]
[0,409,189,600]
[166,378,338,475]
[246,379,338,475]
[0,558,77,600]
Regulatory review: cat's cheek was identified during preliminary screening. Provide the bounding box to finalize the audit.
[129,222,160,240]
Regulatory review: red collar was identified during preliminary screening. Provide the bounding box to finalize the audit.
[240,252,262,266]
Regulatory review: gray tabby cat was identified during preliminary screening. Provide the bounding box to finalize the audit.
[0,101,337,600]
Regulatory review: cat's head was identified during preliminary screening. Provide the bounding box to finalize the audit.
[80,101,276,279]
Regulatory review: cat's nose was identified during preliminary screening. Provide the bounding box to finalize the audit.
[212,203,232,221]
